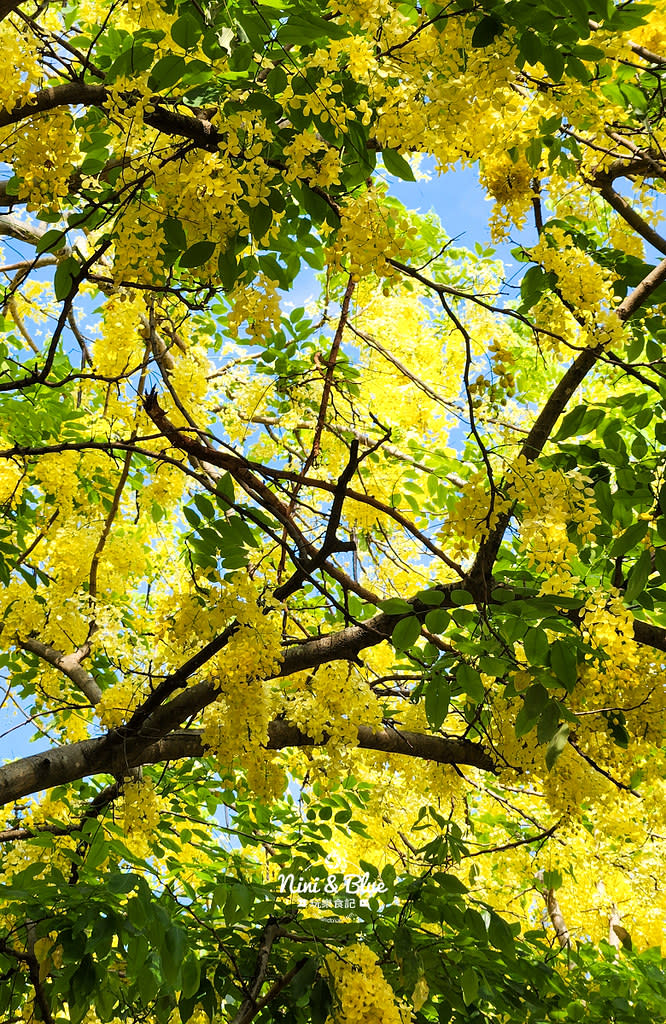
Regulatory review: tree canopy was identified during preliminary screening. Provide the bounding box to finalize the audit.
[1,0,666,1021]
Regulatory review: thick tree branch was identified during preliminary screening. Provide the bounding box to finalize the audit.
[0,718,494,807]
[545,889,571,950]
[0,0,24,21]
[592,169,666,255]
[0,82,224,151]
[18,638,101,705]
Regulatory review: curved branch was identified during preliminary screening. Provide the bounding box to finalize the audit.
[18,637,101,705]
[0,82,222,151]
[0,719,494,807]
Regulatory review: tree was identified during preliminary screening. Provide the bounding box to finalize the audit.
[0,0,665,1020]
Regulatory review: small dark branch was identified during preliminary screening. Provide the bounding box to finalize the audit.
[306,274,355,469]
[568,738,640,796]
[0,779,125,844]
[616,256,666,319]
[252,957,309,1018]
[438,293,496,507]
[274,440,360,602]
[12,509,58,570]
[114,620,239,737]
[231,917,283,1024]
[531,179,544,236]
[88,450,134,604]
[0,934,55,1024]
[67,310,93,365]
[465,822,559,858]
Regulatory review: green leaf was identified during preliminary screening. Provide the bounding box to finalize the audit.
[148,53,187,90]
[107,871,140,894]
[392,615,421,650]
[249,203,272,239]
[425,677,450,730]
[488,913,515,956]
[610,521,648,557]
[471,14,504,48]
[229,43,254,71]
[163,216,188,250]
[54,256,80,299]
[378,598,412,614]
[69,953,97,1020]
[550,640,578,690]
[625,548,651,601]
[180,240,216,268]
[36,228,67,254]
[171,12,201,50]
[545,723,570,771]
[161,925,186,983]
[515,683,548,737]
[537,700,561,744]
[382,148,415,181]
[218,244,239,290]
[456,664,484,702]
[541,868,563,889]
[523,626,549,666]
[461,966,479,1005]
[181,952,201,998]
[425,608,449,633]
[553,404,588,440]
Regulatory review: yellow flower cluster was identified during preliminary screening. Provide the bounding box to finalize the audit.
[580,587,634,660]
[97,677,149,728]
[442,473,511,558]
[0,458,24,506]
[284,129,343,188]
[0,21,42,113]
[122,776,167,858]
[331,0,393,33]
[325,943,410,1024]
[531,227,624,350]
[285,662,382,775]
[93,290,147,408]
[326,191,416,282]
[200,572,284,799]
[10,110,78,210]
[280,61,352,132]
[507,459,601,595]
[227,274,282,343]
[480,153,536,240]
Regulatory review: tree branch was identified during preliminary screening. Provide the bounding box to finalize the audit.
[231,917,283,1024]
[18,637,101,705]
[0,715,494,807]
[0,0,24,22]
